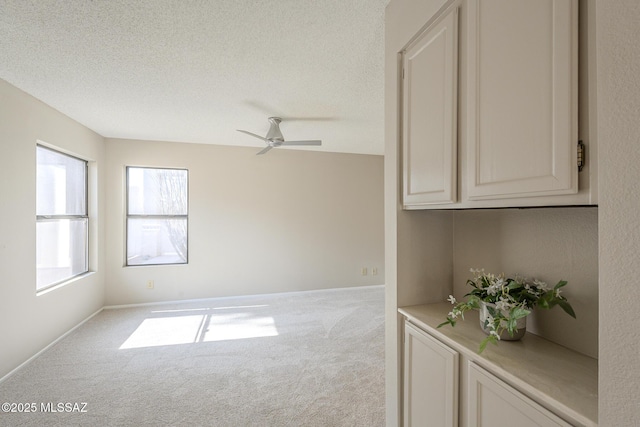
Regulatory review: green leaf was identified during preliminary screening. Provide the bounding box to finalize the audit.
[486,305,498,317]
[507,281,523,291]
[554,280,568,290]
[467,296,480,309]
[478,335,498,353]
[510,306,531,319]
[437,319,454,328]
[558,300,577,318]
[537,297,550,310]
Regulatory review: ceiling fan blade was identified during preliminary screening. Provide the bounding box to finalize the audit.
[279,116,338,122]
[256,146,273,155]
[237,129,268,141]
[281,140,322,146]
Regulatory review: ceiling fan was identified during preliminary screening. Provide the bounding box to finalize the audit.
[237,117,322,155]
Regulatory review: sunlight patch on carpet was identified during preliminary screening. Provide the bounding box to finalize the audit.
[119,312,278,349]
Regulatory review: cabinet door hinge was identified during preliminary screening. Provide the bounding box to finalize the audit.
[577,140,585,172]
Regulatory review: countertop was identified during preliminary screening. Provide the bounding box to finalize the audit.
[399,303,598,426]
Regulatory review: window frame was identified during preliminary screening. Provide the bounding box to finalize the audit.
[125,166,189,267]
[36,144,89,291]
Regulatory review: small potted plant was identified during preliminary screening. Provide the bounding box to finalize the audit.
[438,268,576,353]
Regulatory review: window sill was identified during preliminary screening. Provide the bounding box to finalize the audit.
[36,271,96,296]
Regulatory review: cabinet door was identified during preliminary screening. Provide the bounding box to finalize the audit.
[467,362,571,427]
[402,7,458,207]
[466,0,578,200]
[404,322,459,427]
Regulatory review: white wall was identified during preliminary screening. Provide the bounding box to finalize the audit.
[0,79,106,379]
[596,1,640,424]
[384,0,603,424]
[105,138,384,305]
[384,0,451,425]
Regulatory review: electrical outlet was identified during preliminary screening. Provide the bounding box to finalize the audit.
[361,267,368,276]
[147,280,154,289]
[372,267,378,276]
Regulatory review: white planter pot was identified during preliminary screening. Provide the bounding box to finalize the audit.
[478,301,527,341]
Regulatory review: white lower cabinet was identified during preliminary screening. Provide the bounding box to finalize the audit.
[404,322,459,427]
[468,363,571,427]
[403,319,579,427]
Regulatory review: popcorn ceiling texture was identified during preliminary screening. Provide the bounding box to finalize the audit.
[0,0,387,154]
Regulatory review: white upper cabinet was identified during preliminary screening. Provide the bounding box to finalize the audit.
[465,0,578,201]
[402,7,459,207]
[401,0,595,209]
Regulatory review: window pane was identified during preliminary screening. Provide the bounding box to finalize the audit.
[37,146,86,216]
[128,168,187,215]
[127,218,187,265]
[36,218,88,290]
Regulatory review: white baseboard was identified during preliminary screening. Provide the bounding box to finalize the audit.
[0,307,103,384]
[104,284,385,310]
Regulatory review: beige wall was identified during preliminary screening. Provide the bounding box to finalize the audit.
[596,1,640,424]
[0,79,106,379]
[0,79,384,379]
[452,208,599,358]
[105,138,384,305]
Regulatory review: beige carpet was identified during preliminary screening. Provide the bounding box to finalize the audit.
[0,286,385,426]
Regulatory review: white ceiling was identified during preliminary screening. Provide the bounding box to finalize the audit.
[0,0,388,155]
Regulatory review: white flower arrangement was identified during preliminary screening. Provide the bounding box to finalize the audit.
[438,268,576,353]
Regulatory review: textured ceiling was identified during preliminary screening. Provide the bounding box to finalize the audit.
[0,0,388,155]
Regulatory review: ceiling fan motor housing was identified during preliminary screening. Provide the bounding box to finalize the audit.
[266,117,284,145]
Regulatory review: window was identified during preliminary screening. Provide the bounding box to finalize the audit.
[126,167,188,266]
[36,145,88,290]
